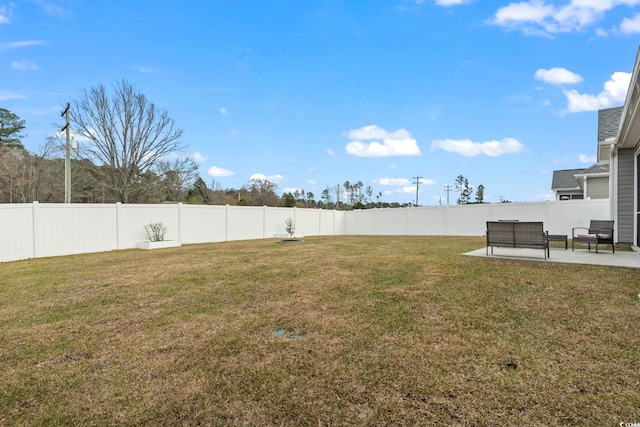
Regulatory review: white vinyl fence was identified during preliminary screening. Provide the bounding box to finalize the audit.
[0,199,610,263]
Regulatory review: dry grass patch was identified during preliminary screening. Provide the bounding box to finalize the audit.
[1,236,639,426]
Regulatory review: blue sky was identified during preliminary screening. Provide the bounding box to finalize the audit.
[2,0,640,205]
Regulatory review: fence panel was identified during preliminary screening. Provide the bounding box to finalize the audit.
[318,209,339,235]
[407,207,446,235]
[0,200,612,263]
[264,207,296,237]
[0,204,34,262]
[117,204,180,249]
[34,203,118,257]
[180,204,227,243]
[225,206,266,241]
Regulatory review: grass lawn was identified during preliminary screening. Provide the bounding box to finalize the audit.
[1,236,639,426]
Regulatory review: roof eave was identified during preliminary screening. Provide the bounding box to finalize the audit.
[617,46,640,148]
[574,172,610,178]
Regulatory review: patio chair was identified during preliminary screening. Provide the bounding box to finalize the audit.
[571,220,615,253]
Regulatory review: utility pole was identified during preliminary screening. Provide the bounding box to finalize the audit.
[61,103,71,203]
[413,175,422,207]
[444,184,452,205]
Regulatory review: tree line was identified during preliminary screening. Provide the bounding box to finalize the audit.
[1,80,493,207]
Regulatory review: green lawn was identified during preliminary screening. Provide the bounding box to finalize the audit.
[1,236,639,426]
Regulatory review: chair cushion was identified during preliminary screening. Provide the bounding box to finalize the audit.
[577,233,610,239]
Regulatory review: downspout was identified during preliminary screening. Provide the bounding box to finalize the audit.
[609,142,617,238]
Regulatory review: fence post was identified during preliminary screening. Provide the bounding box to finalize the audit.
[116,202,122,249]
[263,205,267,239]
[32,201,39,259]
[178,203,183,243]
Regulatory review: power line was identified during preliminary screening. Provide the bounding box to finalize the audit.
[444,184,452,205]
[413,175,422,207]
[61,103,71,204]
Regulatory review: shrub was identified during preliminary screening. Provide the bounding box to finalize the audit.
[144,223,167,242]
[284,218,296,238]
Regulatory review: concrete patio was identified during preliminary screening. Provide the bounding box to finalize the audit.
[465,245,640,269]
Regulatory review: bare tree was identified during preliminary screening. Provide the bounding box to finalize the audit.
[70,80,184,203]
[0,147,25,202]
[156,157,199,202]
[243,178,281,206]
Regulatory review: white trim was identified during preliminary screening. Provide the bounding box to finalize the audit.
[635,145,639,246]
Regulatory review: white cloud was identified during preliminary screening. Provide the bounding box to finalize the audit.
[376,177,411,186]
[250,173,282,183]
[0,9,10,25]
[11,60,39,70]
[400,186,417,194]
[0,40,46,51]
[49,129,93,147]
[0,90,26,101]
[563,71,631,112]
[534,67,583,84]
[490,0,555,32]
[347,125,411,140]
[220,107,228,116]
[34,1,70,17]
[307,180,316,186]
[435,0,472,5]
[137,66,160,74]
[620,13,640,33]
[345,125,421,157]
[208,166,235,177]
[489,0,640,35]
[375,177,435,190]
[326,148,335,156]
[193,152,207,163]
[579,153,597,163]
[431,137,525,157]
[229,129,243,136]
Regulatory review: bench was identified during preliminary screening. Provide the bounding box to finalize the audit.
[571,220,614,253]
[548,234,568,250]
[486,221,550,259]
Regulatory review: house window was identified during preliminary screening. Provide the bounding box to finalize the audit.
[559,194,583,201]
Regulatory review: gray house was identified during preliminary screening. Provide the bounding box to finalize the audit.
[611,47,640,248]
[551,106,621,201]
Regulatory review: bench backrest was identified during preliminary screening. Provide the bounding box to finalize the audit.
[487,221,546,244]
[487,221,516,245]
[589,220,614,233]
[513,222,545,245]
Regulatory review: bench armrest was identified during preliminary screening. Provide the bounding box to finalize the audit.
[572,227,588,237]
